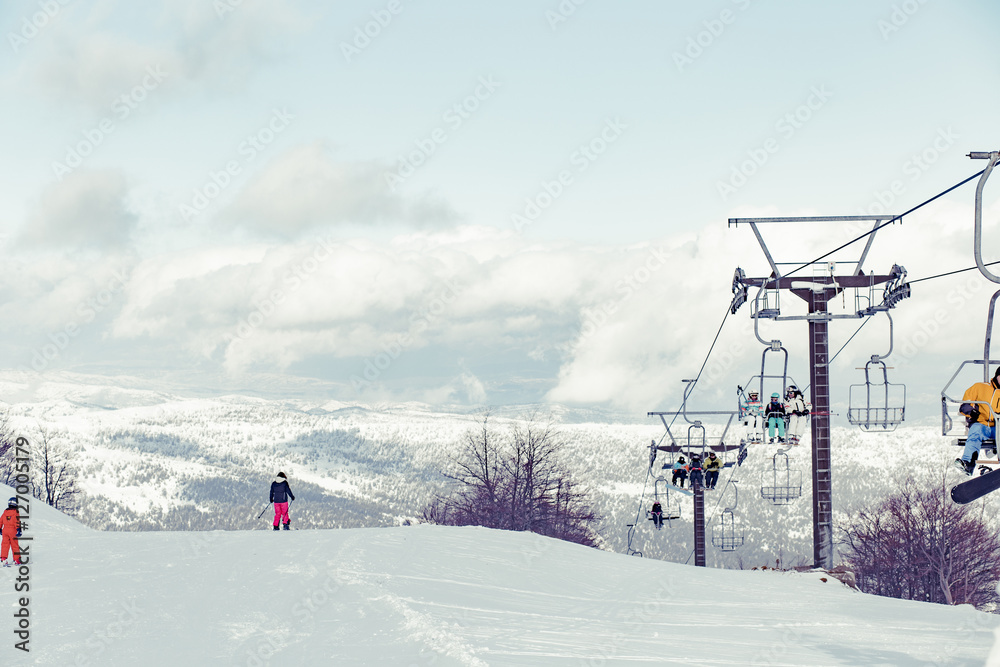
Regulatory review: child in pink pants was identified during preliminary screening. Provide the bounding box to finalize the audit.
[269,472,295,531]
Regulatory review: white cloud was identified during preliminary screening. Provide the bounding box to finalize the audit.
[96,228,734,408]
[15,0,307,108]
[26,32,181,110]
[221,143,456,236]
[0,254,136,360]
[111,244,272,340]
[19,169,136,250]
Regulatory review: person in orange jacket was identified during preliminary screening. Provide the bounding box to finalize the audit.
[955,367,1000,475]
[1,497,22,566]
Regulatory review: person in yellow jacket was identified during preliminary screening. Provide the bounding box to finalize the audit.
[955,367,1000,475]
[704,452,722,490]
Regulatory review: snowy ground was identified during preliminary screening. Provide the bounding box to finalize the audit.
[0,484,996,667]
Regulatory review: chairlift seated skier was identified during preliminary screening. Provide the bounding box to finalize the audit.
[687,454,704,487]
[765,393,787,444]
[671,456,688,488]
[704,452,722,490]
[650,501,663,529]
[784,386,810,445]
[740,389,763,443]
[954,367,1000,476]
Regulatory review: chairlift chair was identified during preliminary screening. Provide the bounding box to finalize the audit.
[848,312,906,431]
[711,481,745,551]
[746,343,800,408]
[760,452,802,505]
[738,344,801,445]
[712,510,745,551]
[687,422,707,456]
[751,284,781,320]
[625,523,643,557]
[647,477,682,529]
[941,152,1000,449]
[849,358,905,431]
[758,341,790,400]
[941,292,1000,439]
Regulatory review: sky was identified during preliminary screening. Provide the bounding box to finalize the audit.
[1,0,1000,419]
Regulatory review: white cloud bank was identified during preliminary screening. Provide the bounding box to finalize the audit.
[5,194,999,412]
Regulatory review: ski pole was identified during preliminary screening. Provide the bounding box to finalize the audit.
[256,503,272,520]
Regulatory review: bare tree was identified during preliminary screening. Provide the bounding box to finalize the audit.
[840,476,1000,609]
[424,411,600,547]
[33,428,81,514]
[430,410,504,528]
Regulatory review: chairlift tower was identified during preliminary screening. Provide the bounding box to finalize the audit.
[645,408,743,566]
[729,215,912,569]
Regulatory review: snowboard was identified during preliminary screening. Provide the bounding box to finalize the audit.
[951,467,1000,504]
[663,481,694,497]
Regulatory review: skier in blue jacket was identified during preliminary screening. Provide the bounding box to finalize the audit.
[269,472,295,531]
[671,456,688,488]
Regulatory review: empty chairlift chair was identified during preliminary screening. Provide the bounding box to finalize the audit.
[760,452,802,505]
[711,482,745,551]
[712,509,744,551]
[848,312,905,431]
[751,285,781,320]
[848,357,906,431]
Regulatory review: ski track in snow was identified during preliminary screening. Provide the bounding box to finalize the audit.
[335,552,490,667]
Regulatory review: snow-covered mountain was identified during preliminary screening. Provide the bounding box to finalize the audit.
[0,484,996,666]
[0,369,985,570]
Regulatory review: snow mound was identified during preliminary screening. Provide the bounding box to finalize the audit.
[0,498,996,666]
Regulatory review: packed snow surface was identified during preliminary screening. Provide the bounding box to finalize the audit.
[0,485,996,666]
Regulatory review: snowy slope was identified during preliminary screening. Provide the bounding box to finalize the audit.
[0,484,996,666]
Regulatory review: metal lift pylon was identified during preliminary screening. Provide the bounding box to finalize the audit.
[646,406,742,567]
[729,215,912,569]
